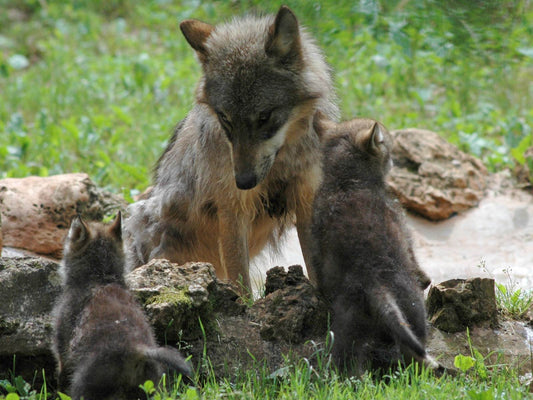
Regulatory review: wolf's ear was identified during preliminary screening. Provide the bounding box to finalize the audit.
[180,19,214,61]
[265,6,301,63]
[68,215,89,247]
[357,122,384,155]
[108,211,122,241]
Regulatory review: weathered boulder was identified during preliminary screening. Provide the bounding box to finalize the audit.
[0,257,61,381]
[0,211,3,254]
[126,259,245,342]
[0,174,125,258]
[426,277,497,333]
[250,265,328,343]
[388,128,488,220]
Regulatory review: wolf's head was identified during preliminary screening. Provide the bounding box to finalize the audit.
[180,6,324,190]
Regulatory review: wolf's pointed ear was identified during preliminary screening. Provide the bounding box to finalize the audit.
[180,19,214,61]
[265,6,301,63]
[357,122,384,154]
[108,211,122,241]
[68,215,89,246]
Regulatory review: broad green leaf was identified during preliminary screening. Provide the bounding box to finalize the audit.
[454,354,475,372]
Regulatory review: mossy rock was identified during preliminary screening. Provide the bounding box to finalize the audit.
[127,259,244,343]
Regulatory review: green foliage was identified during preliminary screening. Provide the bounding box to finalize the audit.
[478,262,533,319]
[496,277,533,319]
[1,0,532,193]
[454,354,476,373]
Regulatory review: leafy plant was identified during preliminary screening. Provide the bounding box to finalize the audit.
[496,269,533,319]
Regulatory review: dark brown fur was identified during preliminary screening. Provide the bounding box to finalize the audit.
[311,119,435,374]
[52,214,192,400]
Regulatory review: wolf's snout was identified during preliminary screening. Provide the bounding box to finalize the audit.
[235,172,258,190]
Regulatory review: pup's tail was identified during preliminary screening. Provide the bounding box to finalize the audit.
[142,346,194,380]
[376,290,439,370]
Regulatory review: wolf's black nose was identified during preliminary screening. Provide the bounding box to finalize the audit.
[235,172,257,190]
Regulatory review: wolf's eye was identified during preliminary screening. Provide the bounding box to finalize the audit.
[216,110,231,126]
[258,110,273,126]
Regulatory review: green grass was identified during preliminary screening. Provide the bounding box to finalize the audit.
[1,355,532,399]
[1,0,532,198]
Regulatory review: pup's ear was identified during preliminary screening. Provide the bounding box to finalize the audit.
[180,19,214,62]
[68,215,89,247]
[265,6,301,63]
[357,122,384,155]
[108,211,122,241]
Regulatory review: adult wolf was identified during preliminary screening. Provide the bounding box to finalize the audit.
[124,6,338,289]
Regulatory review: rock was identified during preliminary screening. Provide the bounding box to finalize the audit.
[0,173,125,258]
[0,211,3,254]
[426,278,498,333]
[126,259,246,342]
[0,257,61,381]
[250,265,328,343]
[388,128,488,220]
[129,262,328,378]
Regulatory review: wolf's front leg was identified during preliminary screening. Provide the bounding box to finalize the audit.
[218,209,251,291]
[296,208,317,285]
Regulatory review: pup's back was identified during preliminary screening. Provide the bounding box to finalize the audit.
[52,214,192,399]
[311,119,434,373]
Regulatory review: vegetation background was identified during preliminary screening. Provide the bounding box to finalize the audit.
[1,0,532,398]
[1,0,532,200]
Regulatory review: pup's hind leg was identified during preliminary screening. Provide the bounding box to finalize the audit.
[330,296,370,376]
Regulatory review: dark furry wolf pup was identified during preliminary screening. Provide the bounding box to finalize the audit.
[311,119,437,375]
[52,213,192,400]
[124,5,339,289]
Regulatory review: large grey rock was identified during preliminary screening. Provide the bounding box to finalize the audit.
[0,257,61,380]
[388,129,488,220]
[0,173,125,258]
[426,277,498,333]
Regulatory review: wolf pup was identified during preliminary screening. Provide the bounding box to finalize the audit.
[124,6,338,289]
[311,119,436,374]
[52,213,192,400]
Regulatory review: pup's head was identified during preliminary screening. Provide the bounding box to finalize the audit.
[180,6,319,190]
[322,118,394,182]
[61,212,125,286]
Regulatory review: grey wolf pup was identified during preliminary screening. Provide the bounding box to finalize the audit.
[52,213,192,400]
[310,118,436,374]
[124,5,338,289]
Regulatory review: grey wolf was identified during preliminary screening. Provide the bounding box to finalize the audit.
[52,213,192,400]
[310,118,436,374]
[124,6,338,289]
